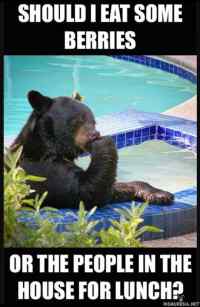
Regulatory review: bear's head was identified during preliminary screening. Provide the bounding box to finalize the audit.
[12,90,100,161]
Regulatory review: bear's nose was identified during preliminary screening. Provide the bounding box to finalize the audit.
[90,131,101,141]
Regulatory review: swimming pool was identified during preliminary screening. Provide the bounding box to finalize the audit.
[4,55,196,137]
[76,141,197,194]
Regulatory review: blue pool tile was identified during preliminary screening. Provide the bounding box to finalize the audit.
[117,133,125,145]
[142,127,150,136]
[177,67,185,77]
[183,70,190,80]
[126,131,134,146]
[145,57,151,66]
[161,61,170,72]
[173,65,178,74]
[134,129,141,137]
[150,126,156,134]
[150,58,157,68]
[166,128,174,137]
[153,58,159,67]
[169,64,174,73]
[139,56,145,64]
[134,137,141,145]
[132,56,139,63]
[176,66,181,76]
[157,134,165,140]
[180,67,186,76]
[150,134,155,140]
[177,66,183,76]
[154,60,160,68]
[174,130,182,137]
[126,131,134,139]
[126,138,133,146]
[157,126,165,135]
[156,60,161,68]
[128,55,134,61]
[184,71,190,80]
[126,131,134,137]
[164,135,171,141]
[188,135,196,146]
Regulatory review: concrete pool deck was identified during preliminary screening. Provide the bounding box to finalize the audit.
[160,55,197,72]
[144,232,197,248]
[160,55,197,122]
[163,96,197,122]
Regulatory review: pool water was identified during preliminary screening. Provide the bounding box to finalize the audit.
[76,141,197,193]
[4,56,196,137]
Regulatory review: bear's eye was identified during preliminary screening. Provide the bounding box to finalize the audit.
[70,116,85,130]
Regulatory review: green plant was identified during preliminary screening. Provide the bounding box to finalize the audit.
[4,147,46,246]
[57,202,99,247]
[18,202,99,248]
[99,203,162,247]
[4,147,162,248]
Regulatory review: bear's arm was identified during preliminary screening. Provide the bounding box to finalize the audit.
[78,136,118,208]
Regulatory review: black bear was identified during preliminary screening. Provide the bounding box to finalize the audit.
[10,90,174,209]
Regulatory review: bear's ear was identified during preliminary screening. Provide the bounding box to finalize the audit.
[27,90,53,114]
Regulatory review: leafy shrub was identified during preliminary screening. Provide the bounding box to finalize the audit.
[4,147,47,246]
[99,204,162,247]
[4,147,162,248]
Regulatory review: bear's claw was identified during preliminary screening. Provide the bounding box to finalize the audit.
[143,189,174,204]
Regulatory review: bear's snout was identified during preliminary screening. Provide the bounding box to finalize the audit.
[74,124,101,151]
[88,130,101,141]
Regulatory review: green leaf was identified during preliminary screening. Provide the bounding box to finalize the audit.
[86,206,97,219]
[135,226,163,238]
[134,202,148,217]
[40,207,59,213]
[114,207,132,220]
[22,199,35,207]
[25,175,46,182]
